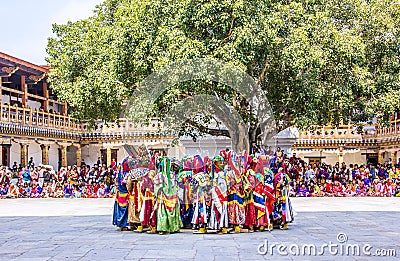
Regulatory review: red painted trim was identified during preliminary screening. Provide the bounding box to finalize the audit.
[0,52,49,73]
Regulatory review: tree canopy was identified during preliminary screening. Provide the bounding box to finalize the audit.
[47,0,400,151]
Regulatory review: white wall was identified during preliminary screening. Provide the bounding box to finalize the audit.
[295,150,365,165]
[2,95,11,104]
[48,103,62,113]
[322,153,340,165]
[168,143,186,159]
[9,142,60,168]
[48,145,59,170]
[2,94,21,104]
[28,142,41,167]
[27,100,41,110]
[81,144,101,167]
[82,144,128,166]
[10,140,20,167]
[117,147,129,164]
[7,142,63,169]
[180,137,231,157]
[343,152,365,165]
[67,146,77,166]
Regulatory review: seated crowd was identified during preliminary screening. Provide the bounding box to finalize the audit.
[1,153,400,199]
[288,154,400,197]
[0,157,117,199]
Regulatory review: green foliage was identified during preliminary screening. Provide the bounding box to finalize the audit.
[47,0,400,138]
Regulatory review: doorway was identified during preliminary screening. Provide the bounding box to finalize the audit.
[1,145,10,166]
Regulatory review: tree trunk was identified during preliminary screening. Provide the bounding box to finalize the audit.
[249,125,258,144]
[229,123,250,152]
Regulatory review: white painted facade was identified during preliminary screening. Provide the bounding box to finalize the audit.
[3,126,380,169]
[5,141,60,169]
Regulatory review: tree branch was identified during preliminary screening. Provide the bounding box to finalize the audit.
[184,118,230,137]
[257,58,269,86]
[221,11,235,44]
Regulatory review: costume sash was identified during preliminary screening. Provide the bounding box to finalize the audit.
[212,186,227,214]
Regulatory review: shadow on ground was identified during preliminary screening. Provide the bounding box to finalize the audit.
[0,211,399,260]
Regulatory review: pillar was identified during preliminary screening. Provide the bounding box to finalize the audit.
[0,145,3,166]
[391,151,397,165]
[1,144,10,167]
[378,150,384,164]
[62,102,67,115]
[0,76,2,100]
[106,147,112,167]
[61,146,67,167]
[76,145,82,167]
[21,75,27,108]
[20,143,29,167]
[43,82,49,111]
[338,152,344,165]
[40,145,49,165]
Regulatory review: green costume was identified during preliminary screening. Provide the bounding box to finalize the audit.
[153,156,182,233]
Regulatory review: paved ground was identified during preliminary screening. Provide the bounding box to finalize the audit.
[0,198,399,260]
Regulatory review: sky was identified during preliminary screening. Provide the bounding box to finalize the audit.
[0,0,103,65]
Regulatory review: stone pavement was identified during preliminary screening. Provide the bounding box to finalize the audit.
[0,198,399,260]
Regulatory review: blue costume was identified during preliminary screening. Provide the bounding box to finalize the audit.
[112,161,130,229]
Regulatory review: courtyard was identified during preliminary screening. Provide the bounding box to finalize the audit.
[0,198,399,261]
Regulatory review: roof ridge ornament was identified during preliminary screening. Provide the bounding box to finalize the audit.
[28,73,46,84]
[1,66,19,76]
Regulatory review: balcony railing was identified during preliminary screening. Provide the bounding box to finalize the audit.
[298,126,362,140]
[375,126,400,137]
[298,123,400,143]
[0,103,83,132]
[0,103,172,138]
[83,118,162,134]
[80,118,175,141]
[2,100,400,143]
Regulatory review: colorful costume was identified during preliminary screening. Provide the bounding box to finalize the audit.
[112,148,301,234]
[127,153,153,231]
[177,156,194,228]
[112,166,129,230]
[258,156,275,229]
[191,156,212,233]
[140,167,157,233]
[153,156,182,233]
[243,155,257,231]
[272,169,293,229]
[227,152,246,232]
[126,158,142,227]
[208,155,228,233]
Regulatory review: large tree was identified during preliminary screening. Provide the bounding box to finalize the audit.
[47,0,400,151]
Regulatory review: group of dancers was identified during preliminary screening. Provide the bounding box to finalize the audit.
[112,146,294,234]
